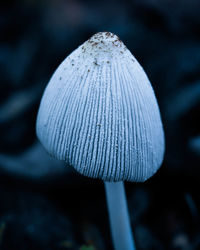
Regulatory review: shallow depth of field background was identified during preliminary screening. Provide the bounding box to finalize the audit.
[0,0,200,249]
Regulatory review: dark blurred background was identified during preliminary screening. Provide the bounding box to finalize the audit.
[0,0,200,249]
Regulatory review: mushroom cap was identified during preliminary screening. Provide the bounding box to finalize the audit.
[36,32,165,182]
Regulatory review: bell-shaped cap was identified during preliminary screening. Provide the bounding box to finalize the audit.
[36,32,165,182]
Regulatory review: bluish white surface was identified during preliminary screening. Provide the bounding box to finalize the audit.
[105,181,135,250]
[36,32,165,182]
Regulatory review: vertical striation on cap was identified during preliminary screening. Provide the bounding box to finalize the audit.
[36,32,165,182]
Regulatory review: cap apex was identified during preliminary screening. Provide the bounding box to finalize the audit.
[79,31,126,58]
[88,31,123,46]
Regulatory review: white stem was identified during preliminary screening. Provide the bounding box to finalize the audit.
[104,181,135,250]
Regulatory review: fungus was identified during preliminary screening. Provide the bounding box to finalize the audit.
[36,32,165,250]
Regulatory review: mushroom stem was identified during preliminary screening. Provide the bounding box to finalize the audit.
[104,181,135,250]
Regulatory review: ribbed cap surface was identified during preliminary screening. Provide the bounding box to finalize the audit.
[36,32,165,182]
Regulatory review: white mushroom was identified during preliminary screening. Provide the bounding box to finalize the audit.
[36,32,165,250]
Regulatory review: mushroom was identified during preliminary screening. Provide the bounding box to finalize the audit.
[36,32,165,250]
